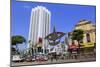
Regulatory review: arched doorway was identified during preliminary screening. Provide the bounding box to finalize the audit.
[86,33,91,42]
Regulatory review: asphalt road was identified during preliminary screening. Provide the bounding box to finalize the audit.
[11,57,96,67]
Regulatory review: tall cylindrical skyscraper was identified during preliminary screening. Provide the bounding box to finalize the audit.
[28,6,51,54]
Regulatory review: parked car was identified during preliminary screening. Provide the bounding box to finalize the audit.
[12,55,22,62]
[43,55,48,61]
[35,54,48,61]
[25,56,36,62]
[32,56,36,61]
[25,57,32,62]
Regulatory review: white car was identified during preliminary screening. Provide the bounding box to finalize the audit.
[12,55,22,62]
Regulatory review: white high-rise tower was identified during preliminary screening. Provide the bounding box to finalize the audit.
[28,6,51,54]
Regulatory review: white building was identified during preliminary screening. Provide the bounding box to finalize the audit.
[28,6,51,54]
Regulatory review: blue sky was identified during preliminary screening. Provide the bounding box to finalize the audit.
[11,0,96,50]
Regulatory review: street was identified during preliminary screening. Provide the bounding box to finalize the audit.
[11,57,96,66]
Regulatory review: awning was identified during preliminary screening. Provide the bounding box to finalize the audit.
[69,44,78,49]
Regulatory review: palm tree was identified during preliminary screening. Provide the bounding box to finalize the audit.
[71,29,84,53]
[11,35,26,54]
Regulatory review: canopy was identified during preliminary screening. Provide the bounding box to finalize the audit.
[69,44,78,49]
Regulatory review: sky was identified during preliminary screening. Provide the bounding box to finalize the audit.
[11,0,96,50]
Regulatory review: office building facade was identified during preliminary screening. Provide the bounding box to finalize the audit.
[28,6,51,55]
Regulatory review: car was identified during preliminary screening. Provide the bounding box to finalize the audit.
[12,55,22,62]
[31,56,36,61]
[26,57,32,62]
[35,54,48,61]
[25,56,35,62]
[43,55,48,61]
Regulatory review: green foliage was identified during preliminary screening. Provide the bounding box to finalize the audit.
[61,44,65,48]
[71,29,84,42]
[71,29,84,54]
[12,35,26,45]
[11,35,26,55]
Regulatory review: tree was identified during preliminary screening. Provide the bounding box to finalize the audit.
[28,40,33,56]
[11,35,26,53]
[61,42,66,52]
[71,29,84,52]
[62,44,66,52]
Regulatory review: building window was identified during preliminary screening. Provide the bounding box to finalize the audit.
[86,33,91,42]
[38,47,42,52]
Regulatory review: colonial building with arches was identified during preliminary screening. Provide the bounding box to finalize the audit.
[68,19,96,49]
